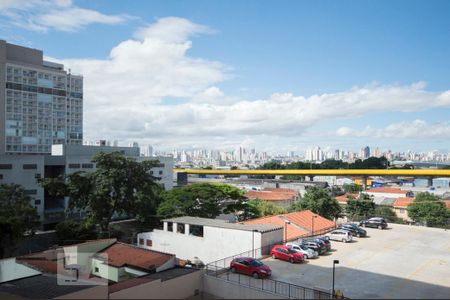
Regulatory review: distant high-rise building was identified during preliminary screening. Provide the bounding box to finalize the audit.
[360,146,370,159]
[144,145,153,157]
[1,40,83,154]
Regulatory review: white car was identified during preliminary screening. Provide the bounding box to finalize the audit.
[285,242,319,259]
[326,230,353,243]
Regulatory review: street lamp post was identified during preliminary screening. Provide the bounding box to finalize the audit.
[332,259,339,297]
[311,215,317,236]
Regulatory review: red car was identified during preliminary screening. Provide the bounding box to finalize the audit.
[270,245,304,263]
[230,257,271,279]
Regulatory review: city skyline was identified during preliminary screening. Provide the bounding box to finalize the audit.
[1,0,450,152]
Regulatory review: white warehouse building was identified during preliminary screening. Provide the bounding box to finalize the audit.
[137,216,283,265]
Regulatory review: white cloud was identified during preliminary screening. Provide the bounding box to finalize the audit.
[336,120,450,139]
[0,0,130,32]
[45,17,450,149]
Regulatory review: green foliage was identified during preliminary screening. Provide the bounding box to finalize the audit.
[373,206,403,223]
[39,152,162,231]
[407,197,449,227]
[157,183,246,219]
[259,157,389,172]
[414,192,441,202]
[343,183,363,193]
[55,220,97,244]
[289,187,342,220]
[345,194,375,220]
[0,184,40,258]
[244,199,286,219]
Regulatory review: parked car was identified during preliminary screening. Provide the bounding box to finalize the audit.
[230,257,271,279]
[340,224,367,237]
[302,240,327,255]
[285,242,319,259]
[359,217,388,229]
[326,229,353,243]
[304,238,330,252]
[315,237,332,251]
[270,245,305,263]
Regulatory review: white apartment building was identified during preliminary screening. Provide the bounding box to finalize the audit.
[0,144,173,230]
[137,216,283,265]
[1,40,83,155]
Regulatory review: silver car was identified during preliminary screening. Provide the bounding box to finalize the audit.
[326,229,353,243]
[285,242,319,259]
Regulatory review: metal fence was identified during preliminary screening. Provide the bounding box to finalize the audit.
[204,225,340,299]
[205,264,333,299]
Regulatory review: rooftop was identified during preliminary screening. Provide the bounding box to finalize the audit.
[366,187,410,194]
[163,216,283,233]
[393,197,415,208]
[95,242,174,272]
[245,188,298,201]
[242,215,308,240]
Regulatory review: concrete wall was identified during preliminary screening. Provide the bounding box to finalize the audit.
[394,207,412,222]
[109,269,203,299]
[55,285,109,299]
[203,275,287,299]
[138,225,280,265]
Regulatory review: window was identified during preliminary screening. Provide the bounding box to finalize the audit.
[35,173,41,179]
[0,174,3,180]
[177,223,185,234]
[0,164,13,170]
[167,222,173,232]
[82,163,94,169]
[146,240,152,247]
[139,238,144,245]
[23,164,37,170]
[94,267,99,273]
[400,208,405,213]
[24,189,37,195]
[34,200,41,205]
[68,163,80,169]
[189,225,204,237]
[159,170,163,175]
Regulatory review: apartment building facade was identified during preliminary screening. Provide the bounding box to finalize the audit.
[0,40,82,155]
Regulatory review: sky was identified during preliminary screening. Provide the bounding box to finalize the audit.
[1,0,449,154]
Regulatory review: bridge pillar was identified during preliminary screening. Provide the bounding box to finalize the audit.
[427,176,433,187]
[309,175,314,182]
[177,172,188,186]
[362,176,368,190]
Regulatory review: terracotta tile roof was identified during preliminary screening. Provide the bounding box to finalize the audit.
[95,242,174,272]
[335,193,358,203]
[241,210,336,239]
[285,210,336,233]
[393,197,415,208]
[366,187,410,195]
[16,258,60,274]
[245,188,298,201]
[241,215,308,240]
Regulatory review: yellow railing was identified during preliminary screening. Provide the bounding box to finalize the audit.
[173,168,450,177]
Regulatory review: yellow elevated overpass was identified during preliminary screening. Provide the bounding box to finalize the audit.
[174,168,450,188]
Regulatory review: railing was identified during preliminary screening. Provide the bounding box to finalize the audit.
[205,225,340,299]
[205,264,333,299]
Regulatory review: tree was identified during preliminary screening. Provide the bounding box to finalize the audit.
[289,187,342,220]
[39,152,162,232]
[55,220,97,245]
[373,206,402,223]
[157,183,247,218]
[0,184,40,258]
[345,193,375,221]
[242,200,286,219]
[407,193,449,227]
[343,183,363,193]
[414,192,441,202]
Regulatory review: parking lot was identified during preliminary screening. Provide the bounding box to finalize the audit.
[261,223,450,298]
